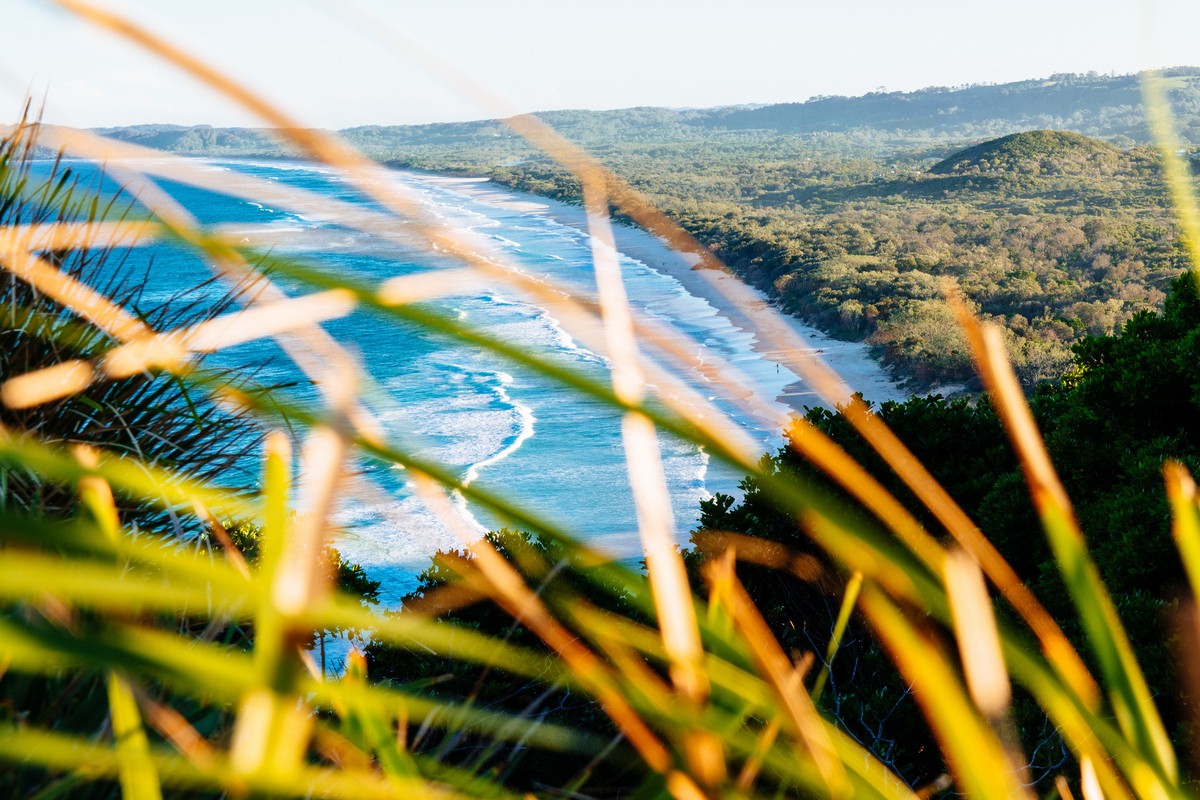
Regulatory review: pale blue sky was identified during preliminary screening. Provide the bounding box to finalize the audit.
[5,0,1200,128]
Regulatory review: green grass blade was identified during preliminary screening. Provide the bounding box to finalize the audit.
[106,672,163,800]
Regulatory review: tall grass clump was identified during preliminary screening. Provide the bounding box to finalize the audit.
[4,2,1200,798]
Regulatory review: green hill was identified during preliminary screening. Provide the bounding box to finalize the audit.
[929,130,1129,178]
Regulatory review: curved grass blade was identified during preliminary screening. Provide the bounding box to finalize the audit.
[956,310,1178,787]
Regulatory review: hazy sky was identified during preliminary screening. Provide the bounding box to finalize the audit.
[5,0,1200,128]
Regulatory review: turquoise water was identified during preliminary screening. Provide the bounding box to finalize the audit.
[43,158,901,603]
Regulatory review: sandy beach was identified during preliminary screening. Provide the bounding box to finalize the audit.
[444,176,911,414]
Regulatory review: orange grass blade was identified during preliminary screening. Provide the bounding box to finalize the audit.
[583,179,708,699]
[704,553,850,798]
[956,303,1178,785]
[0,244,151,342]
[859,582,1031,800]
[0,220,162,252]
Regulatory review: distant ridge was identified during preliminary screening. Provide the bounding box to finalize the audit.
[85,68,1200,154]
[705,68,1200,142]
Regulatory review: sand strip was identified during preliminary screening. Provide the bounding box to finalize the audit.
[434,176,911,413]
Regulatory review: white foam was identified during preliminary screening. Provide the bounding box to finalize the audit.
[462,371,537,488]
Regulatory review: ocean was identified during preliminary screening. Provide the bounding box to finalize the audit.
[38,157,904,604]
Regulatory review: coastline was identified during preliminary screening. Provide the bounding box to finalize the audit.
[430,173,911,414]
[192,154,916,413]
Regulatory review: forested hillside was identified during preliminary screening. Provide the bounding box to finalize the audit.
[92,69,1200,387]
[480,129,1188,387]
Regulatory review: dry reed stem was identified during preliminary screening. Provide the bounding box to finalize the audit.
[944,548,1031,784]
[584,175,724,785]
[132,686,219,772]
[1081,757,1104,800]
[954,318,1070,513]
[192,502,251,581]
[583,179,708,696]
[690,530,824,583]
[1,288,359,407]
[944,548,1011,718]
[1056,775,1078,800]
[272,353,355,618]
[734,716,781,793]
[2,359,94,409]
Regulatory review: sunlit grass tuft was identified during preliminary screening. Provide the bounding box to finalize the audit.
[3,4,1200,799]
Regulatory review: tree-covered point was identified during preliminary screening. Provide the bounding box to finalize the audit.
[699,270,1200,780]
[381,272,1200,791]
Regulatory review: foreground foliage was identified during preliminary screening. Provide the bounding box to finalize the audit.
[5,10,1200,797]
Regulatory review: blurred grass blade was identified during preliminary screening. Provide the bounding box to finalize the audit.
[107,672,163,800]
[1141,71,1200,284]
[1165,461,1200,600]
[858,582,1030,800]
[1082,757,1104,800]
[956,307,1178,785]
[944,549,1010,719]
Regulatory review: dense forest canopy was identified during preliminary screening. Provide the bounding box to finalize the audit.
[89,69,1200,388]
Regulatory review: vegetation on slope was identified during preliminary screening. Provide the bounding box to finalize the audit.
[928,130,1127,178]
[92,70,1200,389]
[489,128,1184,387]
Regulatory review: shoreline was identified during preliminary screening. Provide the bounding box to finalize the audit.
[172,155,922,411]
[424,172,912,414]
